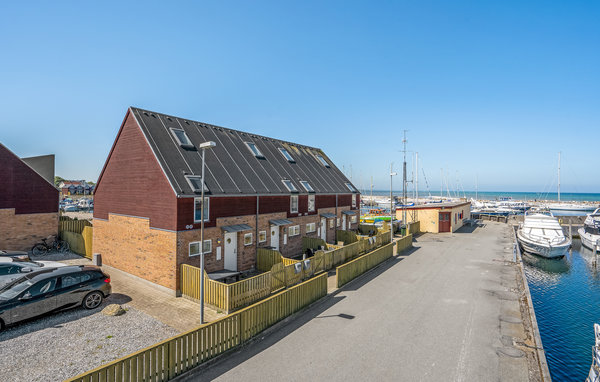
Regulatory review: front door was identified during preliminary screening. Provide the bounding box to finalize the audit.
[342,215,347,230]
[439,212,451,233]
[320,218,327,241]
[270,226,279,251]
[224,232,238,271]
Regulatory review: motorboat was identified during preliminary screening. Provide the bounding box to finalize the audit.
[579,208,600,251]
[586,323,600,382]
[547,203,598,212]
[517,209,571,258]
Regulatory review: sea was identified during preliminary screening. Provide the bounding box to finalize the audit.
[524,241,600,381]
[366,190,600,202]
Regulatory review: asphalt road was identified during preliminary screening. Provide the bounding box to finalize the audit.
[179,222,536,381]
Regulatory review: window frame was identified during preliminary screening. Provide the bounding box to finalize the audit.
[282,179,299,193]
[316,154,330,168]
[306,222,316,233]
[170,128,194,149]
[193,197,210,223]
[329,219,334,229]
[300,181,315,193]
[278,148,295,162]
[290,195,299,213]
[258,230,267,243]
[244,233,253,246]
[352,194,357,208]
[189,241,201,257]
[289,225,300,237]
[345,182,357,192]
[244,142,265,158]
[185,176,209,193]
[308,194,315,212]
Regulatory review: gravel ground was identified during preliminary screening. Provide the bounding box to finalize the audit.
[0,298,178,382]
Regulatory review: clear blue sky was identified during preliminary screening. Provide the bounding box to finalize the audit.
[1,1,598,193]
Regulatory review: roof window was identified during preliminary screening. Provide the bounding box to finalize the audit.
[278,148,295,162]
[282,179,299,193]
[185,176,209,193]
[245,142,265,158]
[300,181,315,193]
[345,182,357,193]
[316,154,330,168]
[170,128,194,149]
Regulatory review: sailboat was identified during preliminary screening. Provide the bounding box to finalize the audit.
[547,152,598,212]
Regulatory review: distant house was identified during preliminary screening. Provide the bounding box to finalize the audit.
[93,107,360,294]
[0,143,59,250]
[398,201,471,233]
[59,180,94,196]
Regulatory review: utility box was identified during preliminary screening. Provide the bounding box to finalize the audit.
[92,253,102,266]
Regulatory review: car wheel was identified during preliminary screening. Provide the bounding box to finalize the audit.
[82,291,103,310]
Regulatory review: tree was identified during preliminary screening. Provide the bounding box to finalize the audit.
[54,176,65,187]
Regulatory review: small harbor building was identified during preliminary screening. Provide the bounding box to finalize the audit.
[93,107,360,294]
[397,201,471,233]
[0,143,59,250]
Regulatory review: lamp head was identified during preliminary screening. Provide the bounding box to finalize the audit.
[200,141,216,149]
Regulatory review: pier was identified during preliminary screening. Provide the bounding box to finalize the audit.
[177,222,545,381]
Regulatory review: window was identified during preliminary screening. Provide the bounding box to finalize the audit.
[290,195,299,213]
[194,197,210,222]
[316,154,330,168]
[244,233,253,246]
[29,279,57,297]
[278,148,295,162]
[61,274,84,288]
[190,240,211,256]
[351,216,358,224]
[289,225,300,236]
[244,142,264,158]
[282,179,298,193]
[170,128,194,149]
[329,219,334,229]
[259,231,267,243]
[345,183,357,192]
[308,194,315,212]
[306,222,316,233]
[186,176,209,193]
[189,242,200,257]
[300,181,314,193]
[336,218,340,227]
[352,194,357,208]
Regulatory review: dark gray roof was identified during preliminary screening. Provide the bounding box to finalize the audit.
[221,224,253,233]
[129,107,358,197]
[269,219,294,226]
[320,213,336,219]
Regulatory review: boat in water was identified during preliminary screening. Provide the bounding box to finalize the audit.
[586,324,600,382]
[547,203,598,212]
[579,208,600,251]
[517,209,571,258]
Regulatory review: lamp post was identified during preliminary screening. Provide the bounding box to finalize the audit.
[390,163,397,243]
[199,141,216,324]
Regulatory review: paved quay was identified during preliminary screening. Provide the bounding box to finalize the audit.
[179,222,543,381]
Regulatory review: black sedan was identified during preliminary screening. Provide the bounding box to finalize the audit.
[0,265,111,330]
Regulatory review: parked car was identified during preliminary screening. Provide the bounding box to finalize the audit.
[0,266,111,330]
[62,204,78,212]
[0,250,30,262]
[0,257,67,287]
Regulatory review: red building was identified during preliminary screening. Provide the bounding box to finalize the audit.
[0,143,59,250]
[93,107,359,294]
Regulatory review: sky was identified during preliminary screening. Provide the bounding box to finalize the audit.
[0,1,598,193]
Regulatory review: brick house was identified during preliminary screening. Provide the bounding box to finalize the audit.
[0,143,59,250]
[93,107,360,294]
[59,180,94,195]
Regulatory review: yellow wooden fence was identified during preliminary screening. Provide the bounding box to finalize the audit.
[256,248,282,272]
[59,219,92,234]
[302,237,328,254]
[336,242,395,288]
[66,273,328,382]
[407,221,420,236]
[59,221,93,259]
[396,234,413,254]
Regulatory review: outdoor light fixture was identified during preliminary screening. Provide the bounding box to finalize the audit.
[199,140,216,324]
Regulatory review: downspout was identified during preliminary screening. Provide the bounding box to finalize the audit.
[335,193,338,244]
[256,194,259,270]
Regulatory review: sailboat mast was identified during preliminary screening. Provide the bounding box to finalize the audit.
[558,151,561,202]
[415,152,419,205]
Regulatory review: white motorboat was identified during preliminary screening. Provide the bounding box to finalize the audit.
[517,209,571,258]
[547,203,598,212]
[579,208,600,251]
[587,323,600,382]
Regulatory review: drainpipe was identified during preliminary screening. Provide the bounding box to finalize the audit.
[335,193,338,244]
[256,194,259,269]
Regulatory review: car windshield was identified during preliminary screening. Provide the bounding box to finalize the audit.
[0,277,35,300]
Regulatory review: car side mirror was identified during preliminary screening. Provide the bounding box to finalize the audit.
[20,292,32,301]
[21,267,32,273]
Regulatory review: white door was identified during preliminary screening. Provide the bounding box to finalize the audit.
[270,226,279,250]
[224,232,237,271]
[342,215,347,230]
[320,218,327,241]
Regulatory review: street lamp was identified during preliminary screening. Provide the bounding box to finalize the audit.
[390,163,397,244]
[199,141,216,324]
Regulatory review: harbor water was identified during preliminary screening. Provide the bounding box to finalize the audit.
[523,241,600,381]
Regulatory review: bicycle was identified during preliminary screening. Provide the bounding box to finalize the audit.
[31,235,70,256]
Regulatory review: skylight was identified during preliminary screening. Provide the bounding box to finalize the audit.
[300,181,315,193]
[278,148,295,162]
[282,179,299,193]
[185,176,209,193]
[316,154,330,168]
[245,142,265,158]
[345,182,357,193]
[170,128,194,149]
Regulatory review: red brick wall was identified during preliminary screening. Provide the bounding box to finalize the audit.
[0,144,58,214]
[94,110,178,231]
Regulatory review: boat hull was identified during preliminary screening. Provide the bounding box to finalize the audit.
[579,228,600,251]
[517,231,570,259]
